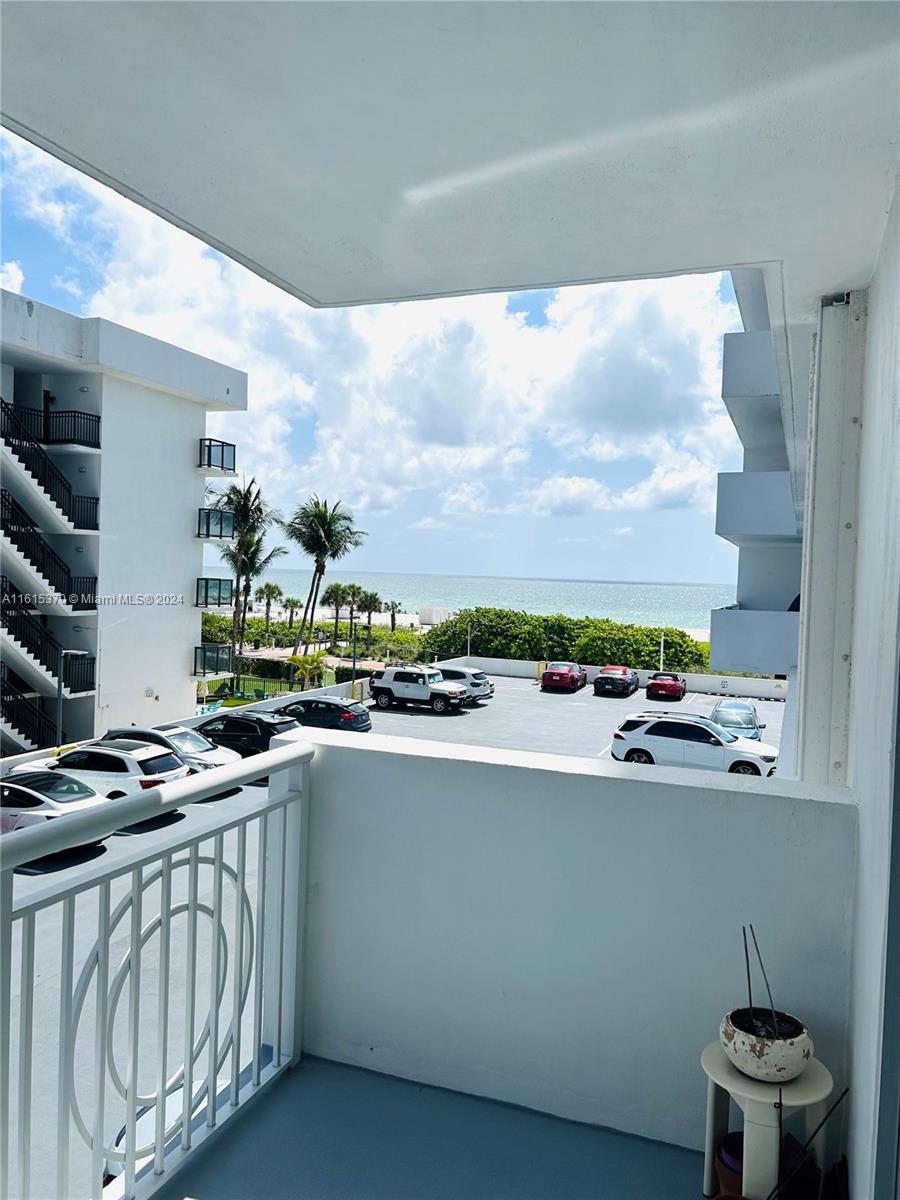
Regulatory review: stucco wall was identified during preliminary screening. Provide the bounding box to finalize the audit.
[296,730,855,1151]
[847,181,900,1198]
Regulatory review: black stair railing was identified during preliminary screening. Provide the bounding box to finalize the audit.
[0,491,97,608]
[1,401,99,529]
[1,664,60,748]
[14,405,102,449]
[1,577,96,690]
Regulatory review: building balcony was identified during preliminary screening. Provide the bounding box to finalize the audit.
[13,404,102,449]
[0,578,96,696]
[1,400,100,533]
[196,577,234,607]
[709,606,800,674]
[193,642,233,675]
[196,507,235,539]
[715,471,799,547]
[197,437,236,474]
[0,730,854,1200]
[1,489,97,613]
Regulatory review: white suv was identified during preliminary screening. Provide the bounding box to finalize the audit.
[434,665,494,703]
[611,712,778,776]
[369,665,467,713]
[13,739,191,797]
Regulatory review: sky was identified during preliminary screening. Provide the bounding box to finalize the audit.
[1,130,742,585]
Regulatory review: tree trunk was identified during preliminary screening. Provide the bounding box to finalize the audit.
[231,571,241,659]
[265,600,271,634]
[332,606,340,646]
[367,612,373,647]
[293,572,318,657]
[390,608,396,632]
[303,569,325,654]
[240,581,252,653]
[288,608,294,630]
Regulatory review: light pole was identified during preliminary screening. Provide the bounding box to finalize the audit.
[56,648,90,748]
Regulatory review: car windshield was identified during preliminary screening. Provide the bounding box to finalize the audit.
[427,672,442,684]
[15,772,95,802]
[715,709,756,728]
[141,753,184,776]
[698,719,738,744]
[654,673,679,680]
[601,668,625,675]
[169,729,216,753]
[471,672,487,681]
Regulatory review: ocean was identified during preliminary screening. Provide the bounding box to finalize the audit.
[259,569,734,636]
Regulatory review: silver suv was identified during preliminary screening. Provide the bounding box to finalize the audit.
[435,665,494,704]
[369,665,467,713]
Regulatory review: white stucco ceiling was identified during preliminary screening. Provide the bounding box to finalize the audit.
[2,2,898,412]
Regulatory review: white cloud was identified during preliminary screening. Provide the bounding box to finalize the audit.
[410,516,450,530]
[614,526,633,537]
[529,475,613,517]
[0,261,24,293]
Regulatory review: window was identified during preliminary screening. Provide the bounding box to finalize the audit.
[168,729,216,753]
[618,719,648,733]
[22,773,94,802]
[647,722,688,739]
[59,751,127,772]
[425,673,439,684]
[471,672,487,681]
[224,718,255,735]
[0,785,42,809]
[441,669,461,679]
[679,724,720,744]
[203,719,225,733]
[140,753,183,776]
[394,671,415,684]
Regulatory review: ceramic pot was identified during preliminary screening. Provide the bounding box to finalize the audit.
[721,1007,813,1082]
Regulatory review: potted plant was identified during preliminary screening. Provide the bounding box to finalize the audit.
[720,926,813,1082]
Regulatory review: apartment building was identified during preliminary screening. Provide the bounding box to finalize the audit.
[0,290,246,750]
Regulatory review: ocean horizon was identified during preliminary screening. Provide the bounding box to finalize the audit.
[257,568,735,636]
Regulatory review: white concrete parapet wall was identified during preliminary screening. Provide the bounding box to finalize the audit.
[435,656,790,701]
[293,729,855,1151]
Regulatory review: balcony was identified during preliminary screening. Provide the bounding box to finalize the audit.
[195,577,234,607]
[197,437,236,474]
[0,730,855,1200]
[1,401,100,532]
[13,404,102,449]
[193,642,233,675]
[0,577,96,694]
[709,606,800,674]
[715,471,799,547]
[1,490,97,612]
[197,507,235,539]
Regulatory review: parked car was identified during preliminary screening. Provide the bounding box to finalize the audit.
[102,724,243,770]
[194,710,300,756]
[540,662,587,692]
[0,771,110,836]
[611,712,778,775]
[593,665,639,696]
[279,696,372,731]
[434,666,495,703]
[11,741,191,798]
[645,671,686,701]
[709,698,766,741]
[369,665,467,713]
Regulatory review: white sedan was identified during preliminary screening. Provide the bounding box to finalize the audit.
[611,712,778,775]
[0,770,110,835]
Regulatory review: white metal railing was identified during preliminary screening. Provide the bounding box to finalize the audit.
[0,739,313,1200]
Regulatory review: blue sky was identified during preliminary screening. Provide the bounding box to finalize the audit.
[1,130,742,584]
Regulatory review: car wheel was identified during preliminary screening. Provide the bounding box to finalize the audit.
[729,762,761,775]
[625,749,654,765]
[375,692,392,708]
[431,696,449,713]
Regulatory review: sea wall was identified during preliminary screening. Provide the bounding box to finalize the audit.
[436,656,789,700]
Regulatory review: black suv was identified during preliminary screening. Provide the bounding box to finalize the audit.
[195,710,299,756]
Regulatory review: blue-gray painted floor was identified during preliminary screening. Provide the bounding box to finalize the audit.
[154,1057,703,1199]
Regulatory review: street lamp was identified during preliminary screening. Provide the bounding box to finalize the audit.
[56,649,90,748]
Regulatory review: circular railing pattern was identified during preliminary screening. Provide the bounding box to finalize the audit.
[69,853,255,1163]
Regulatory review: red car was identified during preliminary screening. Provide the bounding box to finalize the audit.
[645,671,686,701]
[540,661,587,692]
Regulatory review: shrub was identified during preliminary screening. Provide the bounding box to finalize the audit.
[334,665,377,684]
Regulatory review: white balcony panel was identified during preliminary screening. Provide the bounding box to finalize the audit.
[710,607,800,674]
[715,471,798,546]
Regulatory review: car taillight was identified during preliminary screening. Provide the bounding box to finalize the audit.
[138,779,158,789]
[613,731,625,740]
[340,712,354,720]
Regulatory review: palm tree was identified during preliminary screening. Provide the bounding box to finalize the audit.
[283,597,302,629]
[211,478,278,658]
[255,581,283,633]
[321,581,348,646]
[360,590,382,648]
[281,497,367,654]
[343,583,366,649]
[384,599,403,632]
[287,650,328,690]
[239,534,287,652]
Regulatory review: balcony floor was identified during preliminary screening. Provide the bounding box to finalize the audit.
[154,1057,702,1200]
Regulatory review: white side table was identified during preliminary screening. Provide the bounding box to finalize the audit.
[701,1041,833,1200]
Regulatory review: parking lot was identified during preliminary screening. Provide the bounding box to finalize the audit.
[360,675,785,759]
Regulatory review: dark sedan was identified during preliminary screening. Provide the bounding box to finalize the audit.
[279,697,372,731]
[195,710,300,757]
[593,665,639,696]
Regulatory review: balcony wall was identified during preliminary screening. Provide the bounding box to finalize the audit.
[296,730,855,1152]
[715,471,799,547]
[709,608,800,674]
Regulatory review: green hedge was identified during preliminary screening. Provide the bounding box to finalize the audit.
[334,666,377,684]
[420,607,709,673]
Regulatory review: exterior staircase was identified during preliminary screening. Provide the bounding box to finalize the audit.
[0,665,60,750]
[1,576,96,693]
[0,490,96,610]
[1,400,99,530]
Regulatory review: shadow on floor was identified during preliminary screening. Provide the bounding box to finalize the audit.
[154,1057,701,1200]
